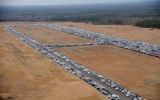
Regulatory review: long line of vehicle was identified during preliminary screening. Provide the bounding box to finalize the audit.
[3,25,145,100]
[3,26,124,100]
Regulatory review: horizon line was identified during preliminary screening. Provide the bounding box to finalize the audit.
[0,0,158,6]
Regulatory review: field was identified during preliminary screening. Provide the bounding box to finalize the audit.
[1,21,160,100]
[55,45,160,100]
[57,22,160,45]
[0,22,107,100]
[14,26,93,45]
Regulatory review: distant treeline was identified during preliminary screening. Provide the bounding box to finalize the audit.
[49,16,123,25]
[0,1,160,24]
[135,20,160,29]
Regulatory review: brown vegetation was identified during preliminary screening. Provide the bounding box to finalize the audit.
[1,21,160,100]
[14,26,93,45]
[0,22,108,100]
[55,45,160,100]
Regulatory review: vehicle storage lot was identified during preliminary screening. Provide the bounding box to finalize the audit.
[0,23,107,100]
[55,45,160,100]
[14,26,93,45]
[1,22,160,100]
[57,22,160,45]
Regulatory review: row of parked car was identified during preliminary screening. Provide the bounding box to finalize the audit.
[3,26,122,100]
[2,26,42,47]
[12,24,40,27]
[12,24,160,57]
[42,24,160,58]
[46,47,145,100]
[5,25,146,100]
[53,58,122,100]
[44,48,123,100]
[42,42,96,48]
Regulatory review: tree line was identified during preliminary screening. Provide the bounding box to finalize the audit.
[49,16,123,25]
[1,1,160,25]
[135,20,160,29]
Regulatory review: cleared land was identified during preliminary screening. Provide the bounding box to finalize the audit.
[0,23,108,100]
[1,22,160,100]
[14,26,93,45]
[57,22,160,45]
[55,45,160,100]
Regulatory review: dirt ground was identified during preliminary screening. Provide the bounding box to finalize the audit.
[14,26,93,45]
[57,22,160,45]
[55,45,160,100]
[0,22,108,100]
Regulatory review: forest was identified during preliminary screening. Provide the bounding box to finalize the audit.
[0,0,160,27]
[135,20,160,29]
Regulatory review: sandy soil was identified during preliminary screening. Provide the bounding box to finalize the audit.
[0,23,108,100]
[14,26,93,45]
[57,22,160,45]
[55,45,160,100]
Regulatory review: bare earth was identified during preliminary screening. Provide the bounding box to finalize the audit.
[57,22,160,45]
[14,26,93,45]
[0,22,108,100]
[55,45,160,100]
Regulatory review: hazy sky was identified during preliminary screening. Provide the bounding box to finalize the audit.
[0,0,152,6]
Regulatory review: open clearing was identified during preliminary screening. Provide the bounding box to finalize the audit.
[14,26,93,45]
[55,45,160,100]
[57,22,160,45]
[0,22,107,100]
[1,22,160,100]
